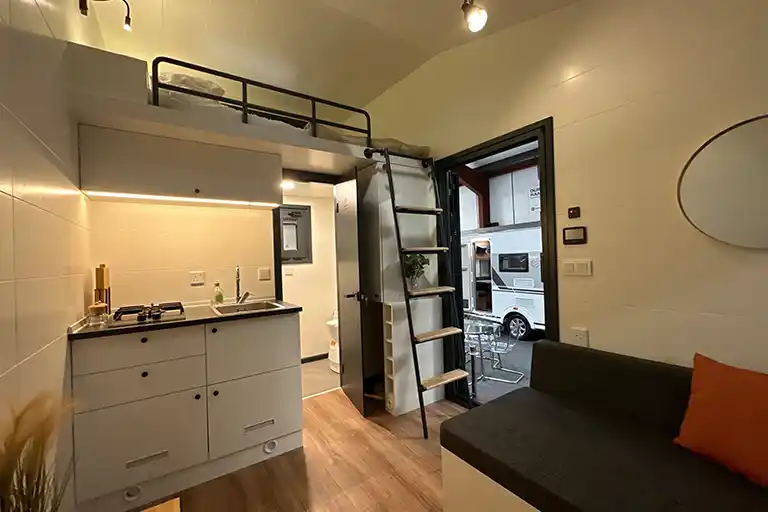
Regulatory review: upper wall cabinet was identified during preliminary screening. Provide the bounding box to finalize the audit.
[79,125,283,205]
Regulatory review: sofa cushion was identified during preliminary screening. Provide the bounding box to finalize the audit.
[531,341,693,438]
[675,353,768,487]
[441,388,768,512]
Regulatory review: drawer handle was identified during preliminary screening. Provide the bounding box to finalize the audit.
[195,394,201,400]
[264,439,278,454]
[125,450,169,469]
[211,327,218,334]
[213,390,219,397]
[244,418,275,433]
[140,337,148,344]
[141,371,149,378]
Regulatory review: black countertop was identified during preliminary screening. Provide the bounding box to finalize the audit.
[68,301,302,341]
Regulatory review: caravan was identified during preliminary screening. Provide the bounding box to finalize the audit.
[462,224,544,339]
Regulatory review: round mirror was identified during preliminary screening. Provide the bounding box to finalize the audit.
[678,115,768,249]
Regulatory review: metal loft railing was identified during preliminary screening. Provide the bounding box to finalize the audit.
[151,56,372,147]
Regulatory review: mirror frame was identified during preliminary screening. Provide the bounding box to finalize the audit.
[677,114,768,249]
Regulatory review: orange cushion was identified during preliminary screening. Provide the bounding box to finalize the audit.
[674,354,768,487]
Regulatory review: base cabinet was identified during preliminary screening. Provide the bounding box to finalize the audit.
[207,366,302,460]
[74,388,209,503]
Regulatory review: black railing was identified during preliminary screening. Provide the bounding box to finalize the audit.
[151,57,372,147]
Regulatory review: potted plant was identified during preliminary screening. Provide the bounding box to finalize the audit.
[404,254,429,289]
[0,393,71,512]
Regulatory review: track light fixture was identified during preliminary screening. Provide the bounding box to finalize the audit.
[79,0,132,33]
[461,0,488,33]
[122,0,132,31]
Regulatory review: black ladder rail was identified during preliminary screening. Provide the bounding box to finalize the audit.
[365,147,467,439]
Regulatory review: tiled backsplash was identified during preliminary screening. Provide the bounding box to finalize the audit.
[90,200,275,307]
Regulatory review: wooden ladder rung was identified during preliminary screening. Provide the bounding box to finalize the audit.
[402,247,449,254]
[395,206,443,215]
[414,327,463,344]
[409,286,455,298]
[421,369,470,391]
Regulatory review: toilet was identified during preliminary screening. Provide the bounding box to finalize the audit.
[327,313,340,374]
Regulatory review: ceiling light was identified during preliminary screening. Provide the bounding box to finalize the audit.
[280,180,296,190]
[83,190,280,209]
[462,0,488,33]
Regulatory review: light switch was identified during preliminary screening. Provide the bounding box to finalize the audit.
[189,271,205,286]
[258,267,272,281]
[562,259,593,276]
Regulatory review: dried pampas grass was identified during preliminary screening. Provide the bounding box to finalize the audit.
[0,393,71,512]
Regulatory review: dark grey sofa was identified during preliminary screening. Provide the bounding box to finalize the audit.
[441,341,768,511]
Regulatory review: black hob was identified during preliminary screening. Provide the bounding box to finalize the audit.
[111,302,185,325]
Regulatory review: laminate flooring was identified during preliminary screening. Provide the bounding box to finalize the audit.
[146,388,466,512]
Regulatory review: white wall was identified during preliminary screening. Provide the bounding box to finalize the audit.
[282,184,338,359]
[365,0,768,371]
[89,200,275,307]
[489,173,514,226]
[459,186,479,232]
[0,18,102,506]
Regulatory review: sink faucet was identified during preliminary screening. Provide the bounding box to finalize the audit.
[235,265,251,304]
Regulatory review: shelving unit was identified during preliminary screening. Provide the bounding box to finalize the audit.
[383,303,395,413]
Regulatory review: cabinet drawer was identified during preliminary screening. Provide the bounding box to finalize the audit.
[72,325,205,376]
[206,314,300,384]
[74,388,208,503]
[208,366,302,460]
[73,356,206,414]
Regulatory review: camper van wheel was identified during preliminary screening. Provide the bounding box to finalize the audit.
[504,314,531,341]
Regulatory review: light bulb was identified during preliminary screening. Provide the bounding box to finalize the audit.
[280,180,296,190]
[124,15,132,31]
[465,5,487,33]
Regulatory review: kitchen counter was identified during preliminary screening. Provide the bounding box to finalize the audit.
[68,301,302,341]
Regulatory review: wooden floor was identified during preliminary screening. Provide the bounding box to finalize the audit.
[147,389,465,512]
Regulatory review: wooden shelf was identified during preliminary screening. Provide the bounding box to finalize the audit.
[422,369,469,391]
[414,327,462,344]
[409,286,455,298]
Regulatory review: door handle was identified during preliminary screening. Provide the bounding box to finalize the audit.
[344,292,365,301]
[125,450,169,469]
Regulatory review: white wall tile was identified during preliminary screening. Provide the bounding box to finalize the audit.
[0,192,13,281]
[0,105,13,195]
[9,0,50,37]
[16,275,83,361]
[17,335,67,408]
[0,365,18,428]
[0,280,15,374]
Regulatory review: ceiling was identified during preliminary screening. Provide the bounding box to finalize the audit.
[92,0,576,121]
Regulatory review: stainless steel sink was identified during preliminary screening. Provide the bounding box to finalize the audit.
[211,301,284,316]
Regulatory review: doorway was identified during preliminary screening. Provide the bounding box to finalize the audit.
[435,118,558,405]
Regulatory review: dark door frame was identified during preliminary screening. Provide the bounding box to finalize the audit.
[434,117,559,406]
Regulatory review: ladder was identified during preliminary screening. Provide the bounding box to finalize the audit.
[365,148,468,439]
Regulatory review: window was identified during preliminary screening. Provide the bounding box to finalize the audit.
[499,253,529,273]
[280,205,312,264]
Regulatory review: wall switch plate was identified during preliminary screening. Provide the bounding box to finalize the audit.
[258,267,271,281]
[284,267,294,277]
[570,327,590,347]
[562,259,593,276]
[189,271,206,286]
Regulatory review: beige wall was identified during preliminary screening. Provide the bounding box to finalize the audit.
[282,184,338,359]
[90,200,275,307]
[365,0,768,372]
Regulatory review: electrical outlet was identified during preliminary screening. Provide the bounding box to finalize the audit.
[189,271,206,286]
[570,327,590,347]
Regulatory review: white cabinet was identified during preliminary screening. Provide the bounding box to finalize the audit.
[79,125,282,205]
[207,366,302,460]
[71,325,205,376]
[74,388,208,503]
[206,313,301,384]
[73,356,206,414]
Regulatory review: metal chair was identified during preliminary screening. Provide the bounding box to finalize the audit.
[485,331,525,385]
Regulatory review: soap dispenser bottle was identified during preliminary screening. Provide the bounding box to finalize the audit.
[212,281,224,305]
